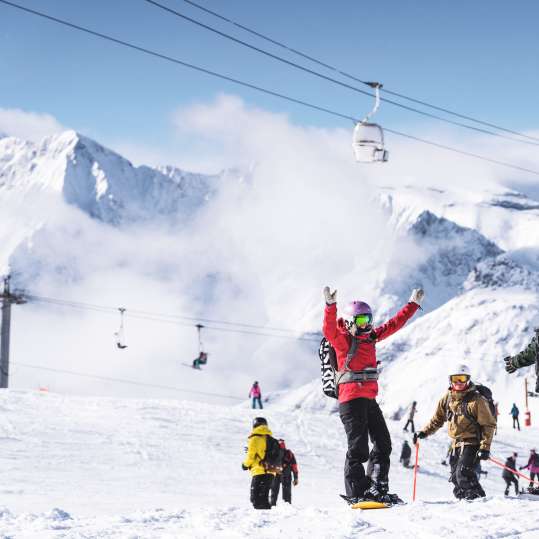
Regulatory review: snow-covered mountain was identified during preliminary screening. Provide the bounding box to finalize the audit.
[1,129,539,414]
[0,130,227,226]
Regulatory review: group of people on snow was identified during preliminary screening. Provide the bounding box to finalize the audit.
[239,283,538,509]
[502,449,539,495]
[241,417,299,509]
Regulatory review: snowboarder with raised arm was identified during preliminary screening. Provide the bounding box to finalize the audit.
[249,381,263,409]
[270,439,299,505]
[323,286,424,505]
[503,453,519,496]
[414,365,496,500]
[504,329,539,393]
[242,417,275,509]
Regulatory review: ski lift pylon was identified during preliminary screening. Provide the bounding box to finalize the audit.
[352,82,388,163]
[114,307,128,349]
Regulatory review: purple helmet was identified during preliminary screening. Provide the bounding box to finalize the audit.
[343,301,372,317]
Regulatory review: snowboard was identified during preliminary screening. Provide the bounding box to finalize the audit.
[340,494,404,509]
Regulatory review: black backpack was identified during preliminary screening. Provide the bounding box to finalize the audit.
[261,435,285,472]
[447,384,497,439]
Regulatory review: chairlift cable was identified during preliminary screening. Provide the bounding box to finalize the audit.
[12,361,244,400]
[177,0,539,144]
[144,0,539,148]
[2,0,539,176]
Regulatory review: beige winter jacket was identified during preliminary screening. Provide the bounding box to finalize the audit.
[421,385,496,451]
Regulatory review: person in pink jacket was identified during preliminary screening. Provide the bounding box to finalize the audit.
[249,381,263,409]
[520,448,539,488]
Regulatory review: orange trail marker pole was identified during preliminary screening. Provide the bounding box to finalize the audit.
[412,442,420,501]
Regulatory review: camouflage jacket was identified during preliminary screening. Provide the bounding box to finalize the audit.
[509,330,539,392]
[421,385,496,451]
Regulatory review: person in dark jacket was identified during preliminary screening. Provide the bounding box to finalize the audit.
[323,286,423,504]
[503,453,519,496]
[504,330,539,393]
[403,402,417,433]
[270,439,299,505]
[242,417,275,509]
[510,403,520,430]
[399,440,412,468]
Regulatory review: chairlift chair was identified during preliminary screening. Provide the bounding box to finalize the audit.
[352,82,388,163]
[115,307,128,349]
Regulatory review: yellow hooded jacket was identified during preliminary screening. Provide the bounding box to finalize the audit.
[243,424,276,477]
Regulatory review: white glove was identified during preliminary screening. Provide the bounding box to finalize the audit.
[409,288,424,306]
[323,286,337,305]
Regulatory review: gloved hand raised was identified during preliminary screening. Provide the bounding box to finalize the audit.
[477,450,490,460]
[323,286,337,305]
[409,288,425,306]
[504,356,517,374]
[413,431,426,445]
[241,463,249,471]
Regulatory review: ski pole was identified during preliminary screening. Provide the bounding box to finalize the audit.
[412,441,420,501]
[488,456,539,485]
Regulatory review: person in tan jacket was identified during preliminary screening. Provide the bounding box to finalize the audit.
[413,364,496,500]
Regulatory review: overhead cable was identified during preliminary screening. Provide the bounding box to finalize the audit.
[13,361,244,400]
[2,0,539,176]
[144,0,539,148]
[177,0,539,144]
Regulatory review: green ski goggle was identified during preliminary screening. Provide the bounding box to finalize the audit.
[354,314,372,326]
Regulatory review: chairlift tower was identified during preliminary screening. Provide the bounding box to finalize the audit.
[0,275,26,388]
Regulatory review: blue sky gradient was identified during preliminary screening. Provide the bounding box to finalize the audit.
[1,0,538,160]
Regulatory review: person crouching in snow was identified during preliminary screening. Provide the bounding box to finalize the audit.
[242,417,275,509]
[414,365,496,501]
[323,286,424,504]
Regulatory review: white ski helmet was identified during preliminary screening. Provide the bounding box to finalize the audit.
[449,364,471,377]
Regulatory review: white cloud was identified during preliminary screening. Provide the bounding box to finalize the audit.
[0,108,66,142]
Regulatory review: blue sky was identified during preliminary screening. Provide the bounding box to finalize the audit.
[1,0,538,165]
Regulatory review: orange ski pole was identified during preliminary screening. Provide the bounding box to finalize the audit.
[489,456,539,485]
[412,441,420,501]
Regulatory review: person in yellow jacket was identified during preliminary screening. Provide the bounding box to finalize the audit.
[242,417,275,509]
[414,364,496,500]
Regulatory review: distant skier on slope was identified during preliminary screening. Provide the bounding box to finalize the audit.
[241,417,277,509]
[503,452,519,496]
[510,403,520,430]
[270,439,299,506]
[414,364,496,501]
[249,381,263,409]
[519,448,539,489]
[399,440,412,468]
[504,329,539,394]
[322,285,424,505]
[403,401,417,433]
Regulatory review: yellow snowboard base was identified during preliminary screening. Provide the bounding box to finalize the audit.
[351,501,391,510]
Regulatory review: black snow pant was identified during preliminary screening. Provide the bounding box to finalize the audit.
[529,472,538,488]
[504,476,519,495]
[270,471,292,505]
[403,418,415,433]
[512,416,520,430]
[250,473,273,509]
[339,397,392,497]
[449,445,485,500]
[252,397,263,409]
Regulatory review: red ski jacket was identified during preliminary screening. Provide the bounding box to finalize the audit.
[323,302,419,403]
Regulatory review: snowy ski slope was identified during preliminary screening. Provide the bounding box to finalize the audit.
[0,388,538,538]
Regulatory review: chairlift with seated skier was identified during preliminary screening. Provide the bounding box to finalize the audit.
[192,324,208,370]
[352,82,388,163]
[114,307,128,349]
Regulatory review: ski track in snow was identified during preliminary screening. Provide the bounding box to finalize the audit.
[0,390,538,538]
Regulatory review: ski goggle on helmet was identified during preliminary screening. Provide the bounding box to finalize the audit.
[343,301,373,326]
[449,364,471,385]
